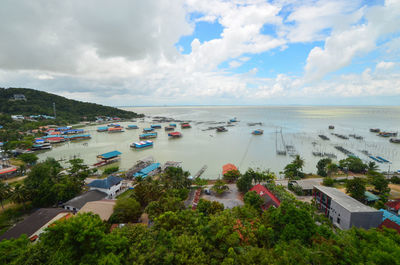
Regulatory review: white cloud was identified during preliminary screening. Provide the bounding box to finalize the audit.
[376,61,396,70]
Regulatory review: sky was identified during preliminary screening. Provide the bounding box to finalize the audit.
[0,0,400,106]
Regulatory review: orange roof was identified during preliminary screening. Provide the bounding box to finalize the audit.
[222,163,238,175]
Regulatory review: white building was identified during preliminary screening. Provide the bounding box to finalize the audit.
[313,185,383,230]
[87,175,123,198]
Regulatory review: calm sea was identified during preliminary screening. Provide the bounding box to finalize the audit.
[37,106,400,179]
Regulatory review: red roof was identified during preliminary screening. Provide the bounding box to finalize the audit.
[379,219,400,234]
[169,132,181,136]
[0,167,17,175]
[250,184,281,207]
[385,200,400,211]
[222,163,238,175]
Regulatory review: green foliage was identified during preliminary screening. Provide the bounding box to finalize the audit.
[244,191,264,210]
[223,169,241,183]
[339,157,367,173]
[326,163,339,177]
[368,171,390,195]
[391,176,400,184]
[196,199,224,216]
[160,167,192,190]
[236,172,253,193]
[284,155,305,180]
[0,235,30,264]
[322,177,335,187]
[193,177,208,187]
[316,158,331,177]
[130,179,163,208]
[212,179,229,195]
[290,184,304,195]
[17,153,38,165]
[0,182,11,209]
[112,197,142,223]
[0,87,142,123]
[346,177,366,201]
[103,166,119,175]
[145,196,185,220]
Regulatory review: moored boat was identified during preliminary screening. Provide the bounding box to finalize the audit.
[328,125,335,129]
[67,134,91,141]
[168,132,182,138]
[139,132,158,139]
[169,123,177,127]
[46,137,66,143]
[390,138,400,144]
[31,142,52,151]
[216,126,227,132]
[165,126,174,131]
[131,140,153,149]
[370,128,380,133]
[127,125,139,130]
[181,123,191,129]
[378,131,397,137]
[97,126,108,132]
[93,150,121,167]
[143,128,155,133]
[252,129,263,135]
[229,117,238,123]
[151,125,162,129]
[108,127,124,133]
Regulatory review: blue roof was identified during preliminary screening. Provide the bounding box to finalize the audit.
[365,191,379,202]
[133,163,160,178]
[143,128,154,131]
[97,126,108,130]
[380,209,400,225]
[128,125,138,128]
[87,176,123,189]
[98,150,122,159]
[0,125,3,129]
[140,133,157,137]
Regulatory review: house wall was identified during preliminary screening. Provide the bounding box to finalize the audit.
[328,200,352,230]
[89,182,121,198]
[350,211,383,229]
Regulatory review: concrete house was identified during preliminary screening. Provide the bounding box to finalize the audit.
[63,190,107,212]
[249,184,281,210]
[87,175,123,197]
[313,185,383,230]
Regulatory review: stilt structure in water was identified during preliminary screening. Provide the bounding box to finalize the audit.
[276,128,287,155]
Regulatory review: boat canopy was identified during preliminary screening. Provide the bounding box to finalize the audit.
[143,128,154,131]
[128,125,138,128]
[133,163,160,178]
[97,126,108,130]
[98,150,122,159]
[168,132,181,136]
[140,133,157,137]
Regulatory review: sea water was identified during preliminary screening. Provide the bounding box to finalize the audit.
[37,106,400,179]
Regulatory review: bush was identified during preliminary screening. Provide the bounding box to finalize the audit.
[390,176,400,184]
[103,166,119,175]
[322,177,335,187]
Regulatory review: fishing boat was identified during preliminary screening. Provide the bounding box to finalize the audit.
[216,126,227,132]
[378,132,398,137]
[168,132,182,138]
[67,134,91,141]
[376,156,390,163]
[31,142,52,151]
[63,129,85,135]
[252,129,263,135]
[369,156,383,163]
[169,123,177,127]
[131,140,154,149]
[329,125,335,129]
[127,125,139,130]
[181,123,191,129]
[390,138,400,144]
[46,137,66,144]
[108,123,121,127]
[370,128,380,133]
[151,125,162,129]
[143,128,155,133]
[165,126,174,131]
[139,132,158,139]
[229,117,238,123]
[97,126,108,132]
[108,127,124,133]
[93,150,121,167]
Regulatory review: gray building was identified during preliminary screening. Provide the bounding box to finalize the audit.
[313,185,383,230]
[63,190,107,212]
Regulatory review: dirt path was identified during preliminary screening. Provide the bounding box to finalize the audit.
[2,175,27,184]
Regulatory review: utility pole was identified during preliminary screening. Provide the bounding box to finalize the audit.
[53,102,56,119]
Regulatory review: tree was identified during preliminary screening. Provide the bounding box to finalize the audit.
[339,157,367,173]
[17,153,38,165]
[145,196,185,219]
[196,199,224,215]
[160,167,192,190]
[237,172,253,193]
[322,177,334,187]
[131,179,163,208]
[284,156,305,180]
[368,171,390,195]
[292,155,305,170]
[223,169,241,183]
[316,158,331,177]
[244,191,264,210]
[112,197,142,223]
[326,163,338,177]
[367,161,379,173]
[212,179,229,195]
[346,177,366,201]
[0,182,10,209]
[10,184,29,209]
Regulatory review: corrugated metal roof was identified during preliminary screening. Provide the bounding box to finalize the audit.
[87,176,123,189]
[380,209,400,225]
[98,150,122,159]
[365,191,379,202]
[133,163,160,177]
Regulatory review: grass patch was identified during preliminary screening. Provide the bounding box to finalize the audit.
[117,189,134,199]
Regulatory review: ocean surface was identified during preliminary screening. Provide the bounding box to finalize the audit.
[37,106,400,179]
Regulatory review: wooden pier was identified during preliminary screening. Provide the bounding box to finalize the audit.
[194,165,207,178]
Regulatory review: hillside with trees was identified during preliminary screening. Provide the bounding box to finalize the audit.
[0,87,143,123]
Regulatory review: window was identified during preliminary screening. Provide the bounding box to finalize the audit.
[337,217,341,224]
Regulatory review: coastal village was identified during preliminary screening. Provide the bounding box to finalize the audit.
[1,91,400,263]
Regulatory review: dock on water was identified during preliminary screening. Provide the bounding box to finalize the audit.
[194,165,207,178]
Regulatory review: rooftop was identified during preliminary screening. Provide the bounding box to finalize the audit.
[63,190,107,209]
[294,179,321,190]
[0,208,69,241]
[87,176,123,189]
[314,185,379,213]
[250,184,281,207]
[222,163,238,175]
[79,200,116,221]
[97,150,122,159]
[380,209,400,225]
[133,163,160,178]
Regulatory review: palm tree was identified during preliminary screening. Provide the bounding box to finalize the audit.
[11,184,29,210]
[293,155,305,170]
[367,161,379,172]
[326,163,339,177]
[0,182,11,209]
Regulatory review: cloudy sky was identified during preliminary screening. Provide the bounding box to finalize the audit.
[1,0,400,106]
